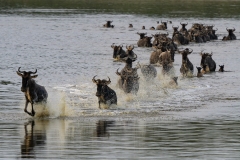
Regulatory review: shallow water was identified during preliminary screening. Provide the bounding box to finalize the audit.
[1,2,240,159]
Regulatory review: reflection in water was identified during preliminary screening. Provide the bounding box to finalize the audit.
[94,120,115,137]
[21,120,47,158]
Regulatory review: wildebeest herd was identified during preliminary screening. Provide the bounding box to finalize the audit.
[17,20,237,115]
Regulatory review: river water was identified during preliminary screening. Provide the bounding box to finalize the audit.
[1,1,240,159]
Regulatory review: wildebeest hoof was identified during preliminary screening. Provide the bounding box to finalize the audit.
[31,111,35,117]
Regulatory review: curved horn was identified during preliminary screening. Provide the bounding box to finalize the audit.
[29,69,37,74]
[233,27,235,32]
[215,28,218,31]
[18,67,24,73]
[92,75,97,83]
[116,68,121,76]
[186,22,188,26]
[226,27,229,31]
[180,22,183,25]
[188,48,193,53]
[106,77,111,85]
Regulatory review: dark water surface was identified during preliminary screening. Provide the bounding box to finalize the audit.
[1,1,240,159]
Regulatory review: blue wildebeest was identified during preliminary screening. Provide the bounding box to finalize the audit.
[180,22,188,32]
[137,62,157,81]
[196,66,203,77]
[116,68,140,94]
[222,28,236,41]
[111,43,127,60]
[92,76,117,109]
[178,48,194,77]
[16,67,48,116]
[129,24,133,28]
[156,20,168,30]
[200,52,216,72]
[137,32,152,47]
[103,21,114,28]
[116,56,140,94]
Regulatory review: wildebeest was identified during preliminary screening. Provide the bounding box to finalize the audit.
[137,32,152,47]
[180,22,188,32]
[111,43,127,60]
[129,24,133,28]
[178,48,194,77]
[137,63,157,81]
[116,67,140,94]
[92,76,117,109]
[156,21,168,30]
[219,65,224,72]
[142,26,145,29]
[116,56,140,94]
[196,66,203,77]
[222,28,236,40]
[200,52,216,72]
[16,67,48,116]
[103,21,114,28]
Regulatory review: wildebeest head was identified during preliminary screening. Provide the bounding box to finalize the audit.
[172,26,179,32]
[178,48,193,61]
[226,27,235,34]
[161,20,168,28]
[180,22,188,31]
[92,76,111,97]
[196,66,202,73]
[125,45,137,60]
[200,52,212,67]
[16,67,38,92]
[129,24,133,28]
[137,32,147,39]
[219,65,224,72]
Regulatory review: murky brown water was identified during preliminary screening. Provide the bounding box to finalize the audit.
[0,1,240,159]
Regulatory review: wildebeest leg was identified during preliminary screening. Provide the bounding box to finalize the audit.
[31,103,35,117]
[24,100,33,116]
[98,99,101,109]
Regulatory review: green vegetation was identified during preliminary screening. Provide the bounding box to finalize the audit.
[1,0,240,18]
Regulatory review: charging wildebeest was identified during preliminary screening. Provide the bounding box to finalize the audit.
[222,28,236,40]
[178,48,194,77]
[16,67,48,116]
[92,76,117,109]
[200,52,216,72]
[116,56,140,94]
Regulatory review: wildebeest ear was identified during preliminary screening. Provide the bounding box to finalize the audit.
[16,71,23,77]
[31,75,38,78]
